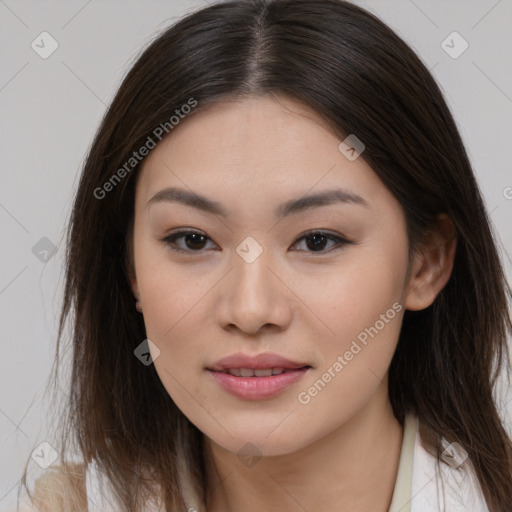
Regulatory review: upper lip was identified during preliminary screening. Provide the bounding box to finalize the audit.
[208,352,310,371]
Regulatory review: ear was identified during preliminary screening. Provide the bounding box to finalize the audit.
[404,214,457,311]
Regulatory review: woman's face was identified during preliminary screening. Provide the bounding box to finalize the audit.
[130,94,413,456]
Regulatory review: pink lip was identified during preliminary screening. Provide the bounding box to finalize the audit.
[208,368,310,400]
[207,352,311,400]
[208,352,309,371]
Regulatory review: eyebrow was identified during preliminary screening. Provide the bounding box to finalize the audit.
[146,186,368,218]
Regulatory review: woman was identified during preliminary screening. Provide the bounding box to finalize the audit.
[18,0,512,511]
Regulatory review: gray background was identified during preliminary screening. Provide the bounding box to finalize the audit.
[1,0,511,509]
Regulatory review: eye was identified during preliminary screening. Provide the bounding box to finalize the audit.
[161,229,351,254]
[161,229,217,253]
[291,230,351,253]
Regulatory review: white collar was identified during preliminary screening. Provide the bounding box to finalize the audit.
[390,414,489,512]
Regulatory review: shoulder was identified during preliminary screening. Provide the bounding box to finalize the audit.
[24,462,88,512]
[411,418,489,512]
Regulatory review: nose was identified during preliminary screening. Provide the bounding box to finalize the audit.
[215,247,293,336]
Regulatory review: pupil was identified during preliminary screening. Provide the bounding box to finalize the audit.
[186,233,206,249]
[307,234,327,251]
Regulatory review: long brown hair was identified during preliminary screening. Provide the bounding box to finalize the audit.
[18,0,512,510]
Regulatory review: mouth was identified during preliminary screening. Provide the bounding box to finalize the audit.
[212,366,311,377]
[208,352,312,373]
[206,353,312,400]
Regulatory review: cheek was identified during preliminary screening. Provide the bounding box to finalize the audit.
[308,244,407,346]
[298,238,408,398]
[140,274,209,365]
[135,239,207,336]
[289,273,405,452]
[133,245,206,377]
[137,263,210,418]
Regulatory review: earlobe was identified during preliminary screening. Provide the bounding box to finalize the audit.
[130,276,139,299]
[130,278,143,313]
[404,214,457,311]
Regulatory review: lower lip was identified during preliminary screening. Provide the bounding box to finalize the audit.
[207,368,310,400]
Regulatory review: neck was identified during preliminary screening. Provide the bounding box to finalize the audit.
[203,384,403,512]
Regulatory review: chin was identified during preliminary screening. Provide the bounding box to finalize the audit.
[216,433,305,458]
[201,415,317,457]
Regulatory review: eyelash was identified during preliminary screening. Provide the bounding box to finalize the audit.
[160,229,352,255]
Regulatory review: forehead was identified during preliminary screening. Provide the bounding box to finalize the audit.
[145,94,339,169]
[135,94,397,218]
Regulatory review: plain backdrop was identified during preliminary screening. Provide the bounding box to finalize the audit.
[1,0,511,509]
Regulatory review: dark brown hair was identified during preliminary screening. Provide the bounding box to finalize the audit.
[19,0,512,511]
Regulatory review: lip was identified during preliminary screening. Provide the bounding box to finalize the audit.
[208,352,309,371]
[207,352,311,400]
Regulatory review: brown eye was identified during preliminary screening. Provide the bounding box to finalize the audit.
[291,231,351,254]
[162,230,216,253]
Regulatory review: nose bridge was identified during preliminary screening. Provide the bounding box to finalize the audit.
[216,236,291,334]
[232,236,274,300]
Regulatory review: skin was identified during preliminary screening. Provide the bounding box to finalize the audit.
[129,94,456,512]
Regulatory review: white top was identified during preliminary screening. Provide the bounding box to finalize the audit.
[85,415,489,511]
[390,415,489,511]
